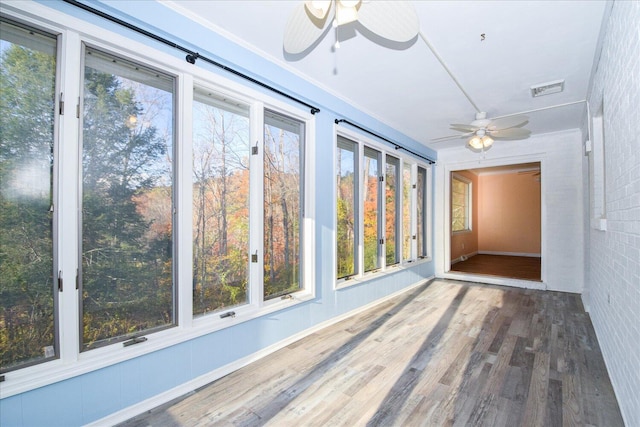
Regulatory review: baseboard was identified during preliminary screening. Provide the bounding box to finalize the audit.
[86,275,435,426]
[478,251,541,258]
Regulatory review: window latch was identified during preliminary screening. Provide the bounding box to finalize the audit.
[220,311,236,319]
[57,271,63,292]
[251,250,258,263]
[123,336,147,347]
[252,141,259,155]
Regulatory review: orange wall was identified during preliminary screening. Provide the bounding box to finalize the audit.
[450,170,478,261]
[478,172,541,254]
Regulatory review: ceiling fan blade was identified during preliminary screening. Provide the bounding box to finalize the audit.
[357,1,419,42]
[489,127,531,139]
[284,2,330,54]
[431,132,473,142]
[449,124,479,132]
[488,115,529,131]
[304,0,331,20]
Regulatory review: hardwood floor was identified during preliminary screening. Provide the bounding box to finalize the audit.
[450,254,541,281]
[121,280,623,427]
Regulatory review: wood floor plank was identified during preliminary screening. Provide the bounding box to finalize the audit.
[120,280,624,427]
[522,351,551,427]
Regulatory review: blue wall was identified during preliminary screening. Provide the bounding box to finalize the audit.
[2,1,436,425]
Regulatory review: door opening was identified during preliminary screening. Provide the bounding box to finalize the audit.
[448,162,541,281]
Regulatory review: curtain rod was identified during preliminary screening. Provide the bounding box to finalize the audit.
[62,0,321,115]
[335,119,435,164]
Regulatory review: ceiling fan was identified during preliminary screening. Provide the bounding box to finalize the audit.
[432,112,531,150]
[518,169,541,177]
[283,0,420,54]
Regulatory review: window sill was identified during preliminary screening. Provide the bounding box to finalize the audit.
[0,289,314,399]
[335,257,432,290]
[452,229,472,235]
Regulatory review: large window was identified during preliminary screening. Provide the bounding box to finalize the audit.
[402,162,412,261]
[0,20,58,373]
[363,147,381,272]
[192,90,250,316]
[336,137,357,278]
[80,47,176,350]
[451,174,471,232]
[263,110,304,300]
[336,135,430,283]
[385,156,400,266]
[417,166,428,258]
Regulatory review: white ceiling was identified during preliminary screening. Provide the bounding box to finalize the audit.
[163,0,608,152]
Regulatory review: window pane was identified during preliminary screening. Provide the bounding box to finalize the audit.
[81,47,175,350]
[451,176,469,232]
[402,163,412,261]
[192,90,250,316]
[264,110,303,299]
[337,137,357,278]
[363,147,380,272]
[0,20,57,372]
[417,166,426,257]
[385,156,399,265]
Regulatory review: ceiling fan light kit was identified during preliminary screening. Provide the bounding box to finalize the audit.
[468,135,494,151]
[334,1,359,26]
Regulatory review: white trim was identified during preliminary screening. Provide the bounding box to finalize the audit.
[335,258,432,290]
[440,272,547,291]
[437,153,547,286]
[85,276,434,427]
[478,251,541,258]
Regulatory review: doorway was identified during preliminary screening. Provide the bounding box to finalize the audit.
[448,163,541,281]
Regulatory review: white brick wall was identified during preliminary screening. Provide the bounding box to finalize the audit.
[586,1,640,426]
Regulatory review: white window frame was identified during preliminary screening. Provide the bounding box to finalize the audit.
[588,102,607,231]
[0,2,315,398]
[334,127,431,289]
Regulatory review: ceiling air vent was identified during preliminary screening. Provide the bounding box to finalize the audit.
[530,79,564,97]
